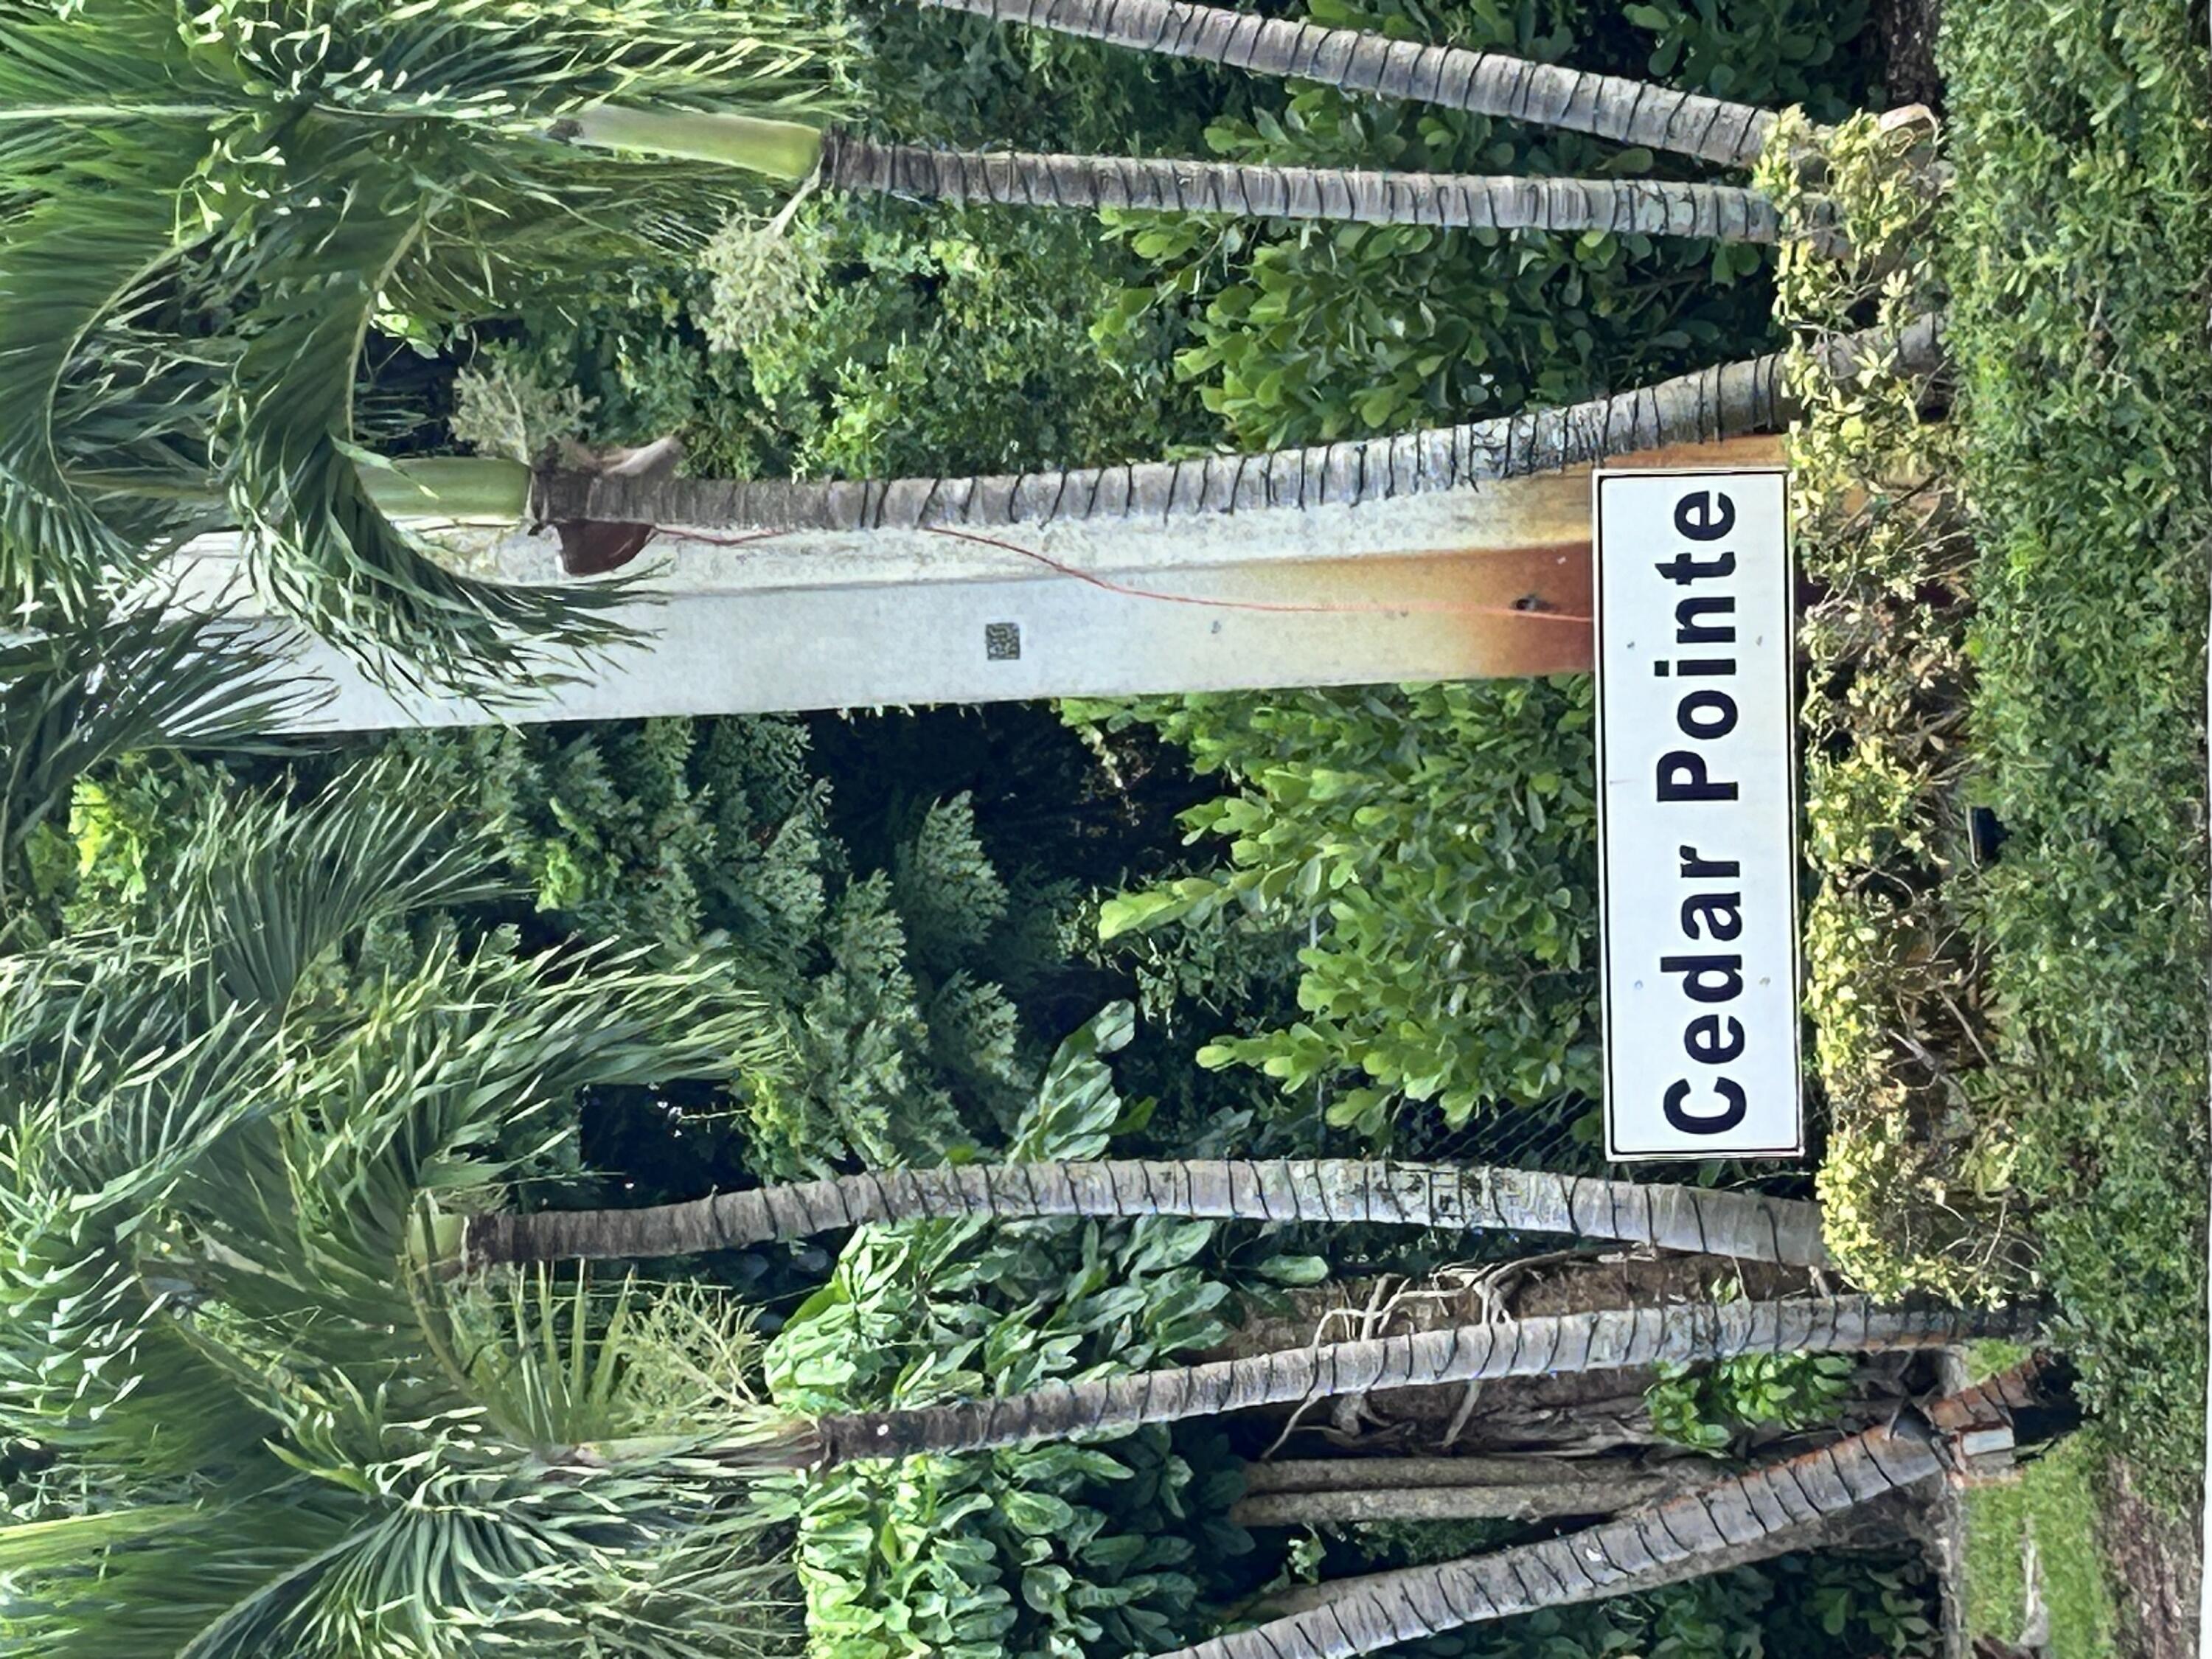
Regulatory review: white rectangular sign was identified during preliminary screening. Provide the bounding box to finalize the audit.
[1594,470,1803,1161]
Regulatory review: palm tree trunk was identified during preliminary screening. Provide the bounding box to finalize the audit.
[556,106,1781,237]
[1229,1455,1697,1527]
[1155,1359,2066,1659]
[785,1296,2037,1467]
[1245,1487,1924,1618]
[455,1158,1835,1269]
[557,105,1778,235]
[815,131,1779,238]
[1231,1479,1662,1527]
[357,457,531,524]
[916,0,1782,168]
[527,318,1941,532]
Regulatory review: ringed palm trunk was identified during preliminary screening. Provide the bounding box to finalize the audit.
[1228,1456,1702,1528]
[526,319,1941,534]
[773,1295,2038,1468]
[552,108,1780,242]
[454,1158,1835,1269]
[813,131,1779,237]
[1245,1487,1922,1618]
[914,0,1784,170]
[1155,1358,2067,1659]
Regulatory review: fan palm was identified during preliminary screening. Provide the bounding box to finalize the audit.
[7,0,1799,691]
[0,601,319,928]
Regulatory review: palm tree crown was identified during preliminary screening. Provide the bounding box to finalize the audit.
[1,0,849,692]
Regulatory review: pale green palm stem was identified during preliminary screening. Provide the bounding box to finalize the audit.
[554,105,1785,239]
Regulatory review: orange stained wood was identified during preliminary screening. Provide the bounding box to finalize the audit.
[1354,433,1787,676]
[1177,542,1593,678]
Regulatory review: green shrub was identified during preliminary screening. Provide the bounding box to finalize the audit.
[1939,0,2212,1512]
[364,718,1074,1179]
[1756,108,2018,1298]
[1096,0,1875,451]
[761,1007,1253,1659]
[1645,1352,1857,1453]
[1072,680,1599,1142]
[62,720,1065,1185]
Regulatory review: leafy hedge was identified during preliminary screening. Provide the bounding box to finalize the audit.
[1772,0,2211,1516]
[1756,111,2002,1298]
[1939,0,2212,1511]
[1071,682,1599,1144]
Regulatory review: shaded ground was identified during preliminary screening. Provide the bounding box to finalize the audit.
[2098,1459,2200,1659]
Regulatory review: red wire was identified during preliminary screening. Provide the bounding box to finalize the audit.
[919,525,1593,625]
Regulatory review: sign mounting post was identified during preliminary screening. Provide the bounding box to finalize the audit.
[1594,468,1804,1161]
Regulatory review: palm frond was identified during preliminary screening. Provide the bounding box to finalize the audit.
[0,202,194,613]
[225,187,646,698]
[0,605,321,911]
[0,1506,192,1573]
[159,753,512,1012]
[1,0,853,692]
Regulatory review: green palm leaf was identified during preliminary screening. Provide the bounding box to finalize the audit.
[1,0,852,693]
[0,605,315,916]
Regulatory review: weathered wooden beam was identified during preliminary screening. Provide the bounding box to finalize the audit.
[173,434,1781,727]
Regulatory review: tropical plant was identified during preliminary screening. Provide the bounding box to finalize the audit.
[8,0,1793,692]
[0,742,807,1653]
[757,1005,1245,1659]
[0,0,852,691]
[1645,1349,1857,1453]
[374,717,1058,1180]
[0,605,312,931]
[1075,677,1598,1140]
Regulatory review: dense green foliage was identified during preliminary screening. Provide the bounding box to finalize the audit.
[67,715,1079,1187]
[1940,0,2211,1512]
[762,1008,1255,1659]
[1074,682,1599,1144]
[1645,1351,1855,1453]
[1095,0,1853,448]
[487,0,1877,478]
[0,734,812,1656]
[476,0,1233,477]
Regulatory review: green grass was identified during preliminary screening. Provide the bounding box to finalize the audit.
[1962,1439,2123,1659]
[1940,0,2212,1514]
